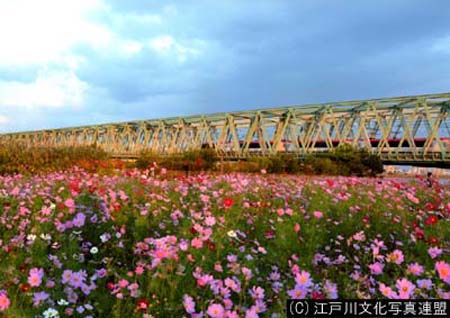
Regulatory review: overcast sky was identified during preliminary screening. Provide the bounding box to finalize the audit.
[0,0,449,133]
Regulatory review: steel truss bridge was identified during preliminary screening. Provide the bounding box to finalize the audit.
[1,93,449,166]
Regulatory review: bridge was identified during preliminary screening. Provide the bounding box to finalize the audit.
[0,93,449,167]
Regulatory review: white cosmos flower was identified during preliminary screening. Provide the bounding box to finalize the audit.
[43,307,59,318]
[90,246,98,254]
[227,230,237,238]
[40,233,52,241]
[57,299,69,306]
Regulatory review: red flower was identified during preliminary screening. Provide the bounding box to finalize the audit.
[312,291,326,299]
[69,180,81,194]
[106,282,115,290]
[19,263,27,273]
[88,185,97,193]
[265,230,275,239]
[415,228,425,240]
[136,298,149,311]
[425,215,438,225]
[20,284,31,292]
[223,197,233,208]
[113,202,121,212]
[425,202,435,211]
[207,240,216,251]
[428,237,439,244]
[362,215,370,224]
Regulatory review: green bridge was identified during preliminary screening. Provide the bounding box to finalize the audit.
[1,93,449,167]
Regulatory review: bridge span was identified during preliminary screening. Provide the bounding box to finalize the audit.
[0,93,449,167]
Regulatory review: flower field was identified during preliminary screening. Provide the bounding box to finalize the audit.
[0,167,449,318]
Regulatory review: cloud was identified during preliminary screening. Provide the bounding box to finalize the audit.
[0,71,88,108]
[2,0,450,134]
[0,115,9,125]
[0,0,111,66]
[149,35,202,62]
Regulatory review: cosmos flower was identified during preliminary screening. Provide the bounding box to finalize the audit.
[33,291,50,307]
[28,268,44,287]
[396,278,415,299]
[386,250,404,265]
[207,303,224,318]
[407,263,424,276]
[435,261,450,284]
[0,290,10,311]
[428,247,443,259]
[183,294,196,314]
[295,271,313,288]
[369,262,384,275]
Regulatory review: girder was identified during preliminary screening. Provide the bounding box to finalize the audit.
[0,92,449,165]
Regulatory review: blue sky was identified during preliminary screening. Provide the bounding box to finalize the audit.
[0,0,449,133]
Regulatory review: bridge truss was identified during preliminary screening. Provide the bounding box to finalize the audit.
[1,93,449,166]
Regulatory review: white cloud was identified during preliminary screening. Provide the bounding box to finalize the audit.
[150,35,175,51]
[0,71,88,108]
[119,40,144,57]
[113,13,162,26]
[149,35,202,62]
[0,115,9,124]
[0,0,111,66]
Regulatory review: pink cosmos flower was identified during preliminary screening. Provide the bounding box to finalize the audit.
[369,262,384,275]
[287,285,308,299]
[353,231,366,241]
[407,263,424,276]
[214,263,223,272]
[294,223,301,233]
[249,286,265,300]
[28,268,44,287]
[205,216,216,226]
[396,278,415,299]
[313,211,323,219]
[207,303,224,318]
[118,279,129,288]
[435,261,450,284]
[295,271,313,288]
[183,294,195,314]
[242,267,252,281]
[135,266,144,275]
[386,249,404,265]
[428,246,443,259]
[245,308,259,318]
[191,238,203,249]
[64,198,75,209]
[0,290,10,311]
[379,283,397,299]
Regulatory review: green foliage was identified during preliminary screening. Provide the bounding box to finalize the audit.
[0,142,108,175]
[134,145,384,176]
[136,148,219,172]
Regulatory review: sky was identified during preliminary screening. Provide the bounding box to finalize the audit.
[0,0,449,133]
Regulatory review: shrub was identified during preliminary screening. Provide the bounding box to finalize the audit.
[0,143,108,175]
